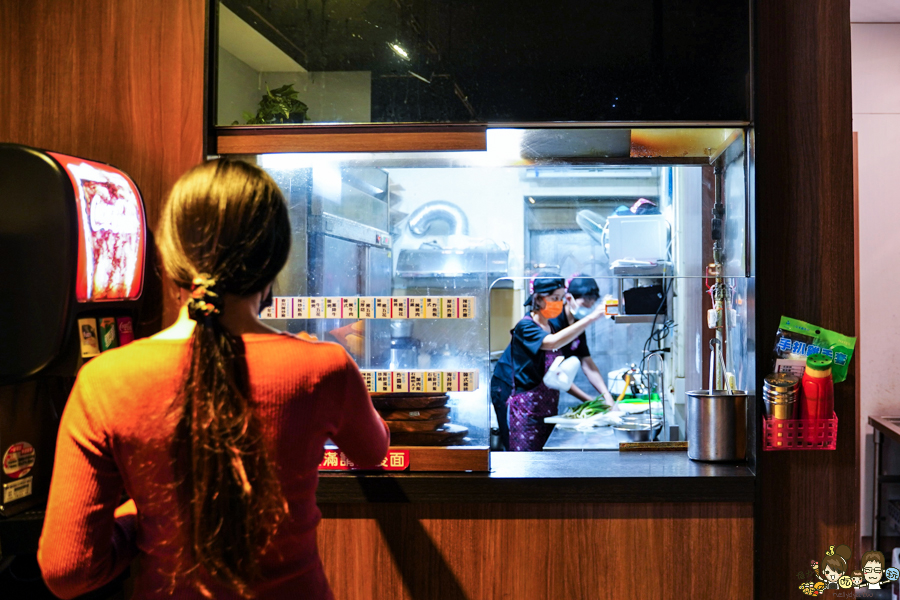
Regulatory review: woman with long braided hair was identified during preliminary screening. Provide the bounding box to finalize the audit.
[39,159,389,599]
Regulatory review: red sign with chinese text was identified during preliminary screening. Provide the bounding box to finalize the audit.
[319,449,410,471]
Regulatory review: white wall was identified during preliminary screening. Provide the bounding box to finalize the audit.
[217,48,371,125]
[218,47,262,125]
[854,22,900,538]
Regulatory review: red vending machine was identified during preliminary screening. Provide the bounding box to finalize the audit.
[0,144,146,516]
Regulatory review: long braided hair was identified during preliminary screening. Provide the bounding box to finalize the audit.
[157,159,291,597]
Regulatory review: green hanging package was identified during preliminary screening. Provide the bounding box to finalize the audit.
[772,316,856,383]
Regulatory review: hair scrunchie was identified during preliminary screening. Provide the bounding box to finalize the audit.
[188,273,223,321]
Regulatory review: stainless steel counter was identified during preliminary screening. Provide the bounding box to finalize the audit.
[543,425,619,450]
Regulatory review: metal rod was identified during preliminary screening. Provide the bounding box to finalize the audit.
[645,350,667,441]
[873,429,883,552]
[712,164,726,390]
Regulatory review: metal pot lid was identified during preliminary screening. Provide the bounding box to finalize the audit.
[763,373,800,391]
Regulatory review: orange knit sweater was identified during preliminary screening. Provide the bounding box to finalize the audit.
[38,333,389,599]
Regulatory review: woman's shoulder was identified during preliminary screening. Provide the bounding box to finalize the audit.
[248,331,346,353]
[513,315,548,338]
[513,315,537,332]
[245,333,355,372]
[77,337,182,380]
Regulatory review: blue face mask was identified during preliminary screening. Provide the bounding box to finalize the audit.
[572,305,593,321]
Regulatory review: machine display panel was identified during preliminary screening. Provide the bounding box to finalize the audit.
[49,153,145,302]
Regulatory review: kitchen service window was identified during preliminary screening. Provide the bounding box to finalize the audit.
[250,128,755,461]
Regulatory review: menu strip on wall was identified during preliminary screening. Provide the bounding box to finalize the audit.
[360,370,480,393]
[261,296,475,319]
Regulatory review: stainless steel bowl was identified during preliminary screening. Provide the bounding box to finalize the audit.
[616,415,663,441]
[620,414,663,426]
[613,423,653,443]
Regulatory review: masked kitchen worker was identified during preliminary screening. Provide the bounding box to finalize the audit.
[490,272,613,452]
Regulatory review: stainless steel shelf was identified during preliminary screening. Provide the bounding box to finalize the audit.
[612,314,663,324]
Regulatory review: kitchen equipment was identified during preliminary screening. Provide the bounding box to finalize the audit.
[615,399,654,414]
[386,418,452,433]
[643,350,668,441]
[543,355,581,391]
[621,284,666,315]
[389,423,469,446]
[686,389,750,461]
[613,423,658,443]
[389,319,419,369]
[620,414,663,428]
[371,393,449,410]
[395,241,509,279]
[0,144,148,515]
[390,320,413,338]
[762,413,838,451]
[395,201,509,279]
[762,372,800,419]
[279,166,392,367]
[606,213,669,263]
[378,407,451,421]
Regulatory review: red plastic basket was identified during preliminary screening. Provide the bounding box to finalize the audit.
[763,413,838,450]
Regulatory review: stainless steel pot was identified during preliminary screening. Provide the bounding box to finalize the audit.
[686,390,750,461]
[390,319,414,339]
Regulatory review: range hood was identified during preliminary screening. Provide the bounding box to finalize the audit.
[395,200,509,278]
[396,243,509,278]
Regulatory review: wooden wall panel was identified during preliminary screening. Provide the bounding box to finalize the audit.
[0,0,206,331]
[318,503,754,600]
[755,1,858,598]
[216,129,487,154]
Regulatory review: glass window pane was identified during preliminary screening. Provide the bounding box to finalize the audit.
[253,127,754,454]
[216,1,751,125]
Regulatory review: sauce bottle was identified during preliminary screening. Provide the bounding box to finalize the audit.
[800,354,834,440]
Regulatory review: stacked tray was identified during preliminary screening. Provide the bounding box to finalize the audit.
[373,393,468,445]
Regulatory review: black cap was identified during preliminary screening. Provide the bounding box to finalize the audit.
[524,272,566,306]
[567,274,600,299]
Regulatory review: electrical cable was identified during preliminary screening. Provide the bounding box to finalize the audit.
[637,277,675,393]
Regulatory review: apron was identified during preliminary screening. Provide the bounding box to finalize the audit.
[507,348,562,451]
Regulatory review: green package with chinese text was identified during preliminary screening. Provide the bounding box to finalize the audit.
[772,316,856,383]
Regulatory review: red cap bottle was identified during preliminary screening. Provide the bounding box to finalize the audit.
[800,354,834,443]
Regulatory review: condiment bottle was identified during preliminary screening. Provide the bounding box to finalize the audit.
[763,372,800,419]
[800,353,834,423]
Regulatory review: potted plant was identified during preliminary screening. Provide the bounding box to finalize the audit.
[238,84,309,124]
